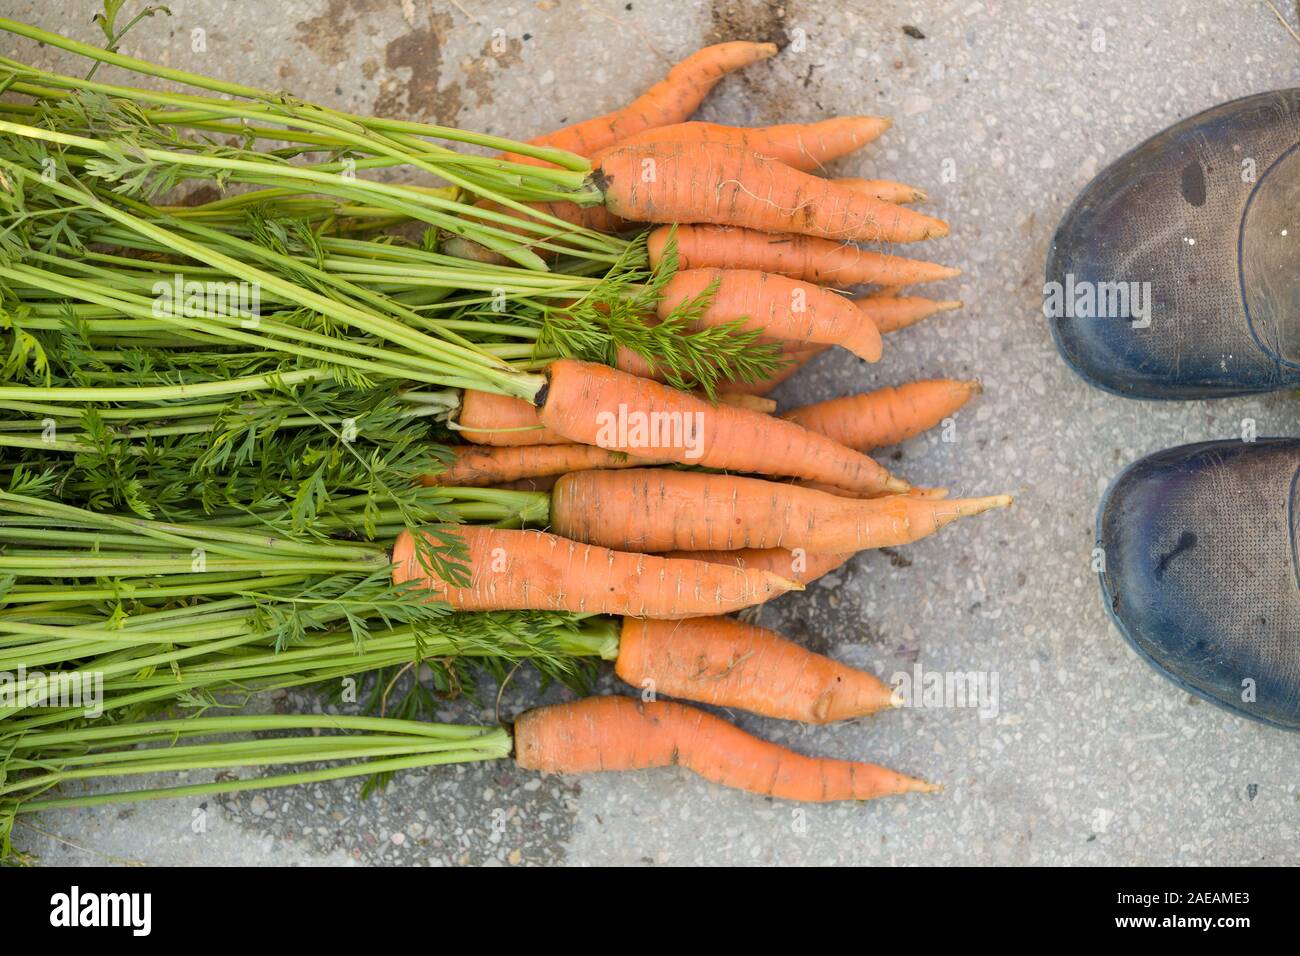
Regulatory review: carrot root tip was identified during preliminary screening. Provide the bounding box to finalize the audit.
[964,494,1014,514]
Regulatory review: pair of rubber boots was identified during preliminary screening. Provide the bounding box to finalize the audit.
[1047,90,1299,731]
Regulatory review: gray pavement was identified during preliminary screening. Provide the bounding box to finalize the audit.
[4,0,1299,866]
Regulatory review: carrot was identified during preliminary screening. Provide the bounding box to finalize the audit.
[857,294,963,333]
[611,117,891,171]
[507,41,778,164]
[648,225,961,288]
[782,379,982,451]
[663,547,852,587]
[513,695,938,802]
[494,475,562,493]
[456,42,774,259]
[613,345,814,396]
[796,480,949,500]
[593,142,949,243]
[906,485,951,500]
[659,268,882,361]
[612,345,664,381]
[714,346,827,395]
[422,444,661,487]
[718,393,774,412]
[391,526,798,618]
[469,196,626,240]
[665,489,945,570]
[457,390,569,446]
[616,616,894,722]
[550,468,1011,553]
[836,177,927,204]
[537,359,908,494]
[489,123,903,242]
[459,385,777,447]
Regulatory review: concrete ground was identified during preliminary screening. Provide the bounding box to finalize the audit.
[4,0,1299,865]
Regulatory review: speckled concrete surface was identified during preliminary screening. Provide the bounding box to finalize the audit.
[4,0,1299,866]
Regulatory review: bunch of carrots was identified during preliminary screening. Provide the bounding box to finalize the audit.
[403,41,1007,799]
[0,18,1010,842]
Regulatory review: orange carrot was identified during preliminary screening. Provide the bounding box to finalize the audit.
[494,475,562,493]
[782,379,981,451]
[459,385,778,447]
[486,121,899,242]
[659,268,882,361]
[469,196,626,241]
[663,547,852,587]
[513,695,938,802]
[537,359,907,494]
[796,480,949,500]
[906,485,951,500]
[612,345,666,381]
[613,345,812,396]
[507,41,778,163]
[836,177,927,204]
[459,42,774,258]
[457,390,569,446]
[422,444,658,487]
[550,468,1011,553]
[718,393,776,412]
[616,616,894,722]
[857,294,963,333]
[648,225,961,287]
[714,346,827,395]
[392,526,798,618]
[612,117,891,171]
[594,142,949,243]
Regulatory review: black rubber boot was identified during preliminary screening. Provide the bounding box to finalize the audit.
[1098,439,1300,730]
[1048,90,1300,399]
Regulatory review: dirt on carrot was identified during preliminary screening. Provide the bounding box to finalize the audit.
[836,177,928,204]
